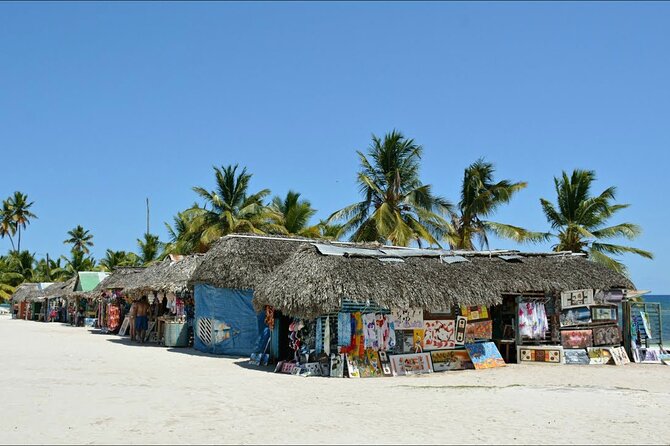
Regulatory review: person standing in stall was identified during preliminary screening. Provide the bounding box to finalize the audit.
[135,296,150,344]
[128,299,138,341]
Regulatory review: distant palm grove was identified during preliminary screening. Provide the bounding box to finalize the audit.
[0,130,653,301]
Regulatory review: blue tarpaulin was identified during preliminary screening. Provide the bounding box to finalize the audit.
[193,284,266,356]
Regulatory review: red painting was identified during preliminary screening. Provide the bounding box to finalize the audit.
[464,320,493,341]
[561,329,593,349]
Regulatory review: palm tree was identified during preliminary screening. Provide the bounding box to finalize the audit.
[0,256,22,300]
[62,250,96,276]
[269,191,320,237]
[328,130,453,246]
[163,208,208,255]
[7,250,36,283]
[447,159,549,250]
[316,219,344,240]
[0,200,16,251]
[540,169,653,274]
[33,257,69,282]
[100,249,139,271]
[137,233,162,265]
[63,225,94,254]
[7,192,37,252]
[191,164,280,248]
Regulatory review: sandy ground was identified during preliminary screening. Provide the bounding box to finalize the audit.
[1,316,669,445]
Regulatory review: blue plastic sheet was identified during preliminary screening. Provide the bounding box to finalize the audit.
[193,284,266,356]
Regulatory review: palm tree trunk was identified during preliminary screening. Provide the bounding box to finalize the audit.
[7,233,15,252]
[17,226,21,252]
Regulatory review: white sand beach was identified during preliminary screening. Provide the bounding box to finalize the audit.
[1,316,668,445]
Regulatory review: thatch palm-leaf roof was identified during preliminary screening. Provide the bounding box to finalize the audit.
[43,277,77,299]
[124,254,204,297]
[95,267,146,291]
[11,283,39,303]
[254,244,635,319]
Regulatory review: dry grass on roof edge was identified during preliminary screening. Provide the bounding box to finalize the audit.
[253,245,634,319]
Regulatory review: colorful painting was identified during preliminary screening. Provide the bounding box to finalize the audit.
[564,349,590,365]
[330,354,345,378]
[358,348,382,378]
[636,348,661,364]
[392,308,423,329]
[561,329,593,349]
[455,316,467,345]
[412,329,425,352]
[465,342,506,369]
[460,305,489,321]
[591,305,618,322]
[560,307,592,327]
[517,345,563,364]
[464,320,493,342]
[277,361,297,374]
[587,347,613,365]
[561,289,595,309]
[389,353,433,376]
[422,320,456,350]
[378,351,393,376]
[345,355,361,378]
[430,349,474,371]
[610,347,630,366]
[592,325,620,346]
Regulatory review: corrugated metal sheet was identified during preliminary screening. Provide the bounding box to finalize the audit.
[440,255,469,264]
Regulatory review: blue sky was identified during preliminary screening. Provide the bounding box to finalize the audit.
[0,2,667,292]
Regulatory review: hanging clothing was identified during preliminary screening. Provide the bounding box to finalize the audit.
[363,313,378,349]
[324,316,331,355]
[518,301,549,339]
[315,318,323,354]
[338,312,352,346]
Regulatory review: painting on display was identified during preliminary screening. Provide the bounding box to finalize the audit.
[465,342,506,369]
[455,316,467,345]
[276,361,297,374]
[591,305,618,323]
[422,320,456,350]
[592,325,620,346]
[389,353,433,376]
[412,329,425,352]
[345,355,361,378]
[378,351,393,376]
[560,307,592,327]
[460,306,489,321]
[430,349,474,372]
[118,316,130,336]
[561,289,595,309]
[635,348,661,364]
[610,347,630,366]
[564,349,590,365]
[291,362,323,377]
[358,349,382,378]
[517,345,563,364]
[561,329,593,349]
[330,354,345,378]
[587,347,613,365]
[391,308,424,330]
[464,320,493,342]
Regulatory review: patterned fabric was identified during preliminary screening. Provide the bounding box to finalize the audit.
[315,317,323,354]
[518,302,549,339]
[338,312,352,346]
[363,313,378,348]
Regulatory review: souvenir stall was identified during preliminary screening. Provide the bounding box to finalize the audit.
[98,290,124,333]
[622,291,665,363]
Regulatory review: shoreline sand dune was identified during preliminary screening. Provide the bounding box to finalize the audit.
[1,316,669,445]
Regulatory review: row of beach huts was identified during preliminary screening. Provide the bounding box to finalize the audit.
[9,234,667,377]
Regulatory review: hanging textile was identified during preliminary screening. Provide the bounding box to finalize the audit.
[338,312,352,346]
[353,312,364,358]
[315,318,323,354]
[324,316,331,355]
[518,301,549,339]
[363,313,378,348]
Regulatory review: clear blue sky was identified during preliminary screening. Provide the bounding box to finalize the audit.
[1,2,667,292]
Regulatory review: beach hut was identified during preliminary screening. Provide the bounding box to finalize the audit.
[253,243,635,376]
[188,234,314,356]
[11,283,40,319]
[93,267,146,331]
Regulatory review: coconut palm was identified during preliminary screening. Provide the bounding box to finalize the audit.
[328,130,453,246]
[6,192,36,252]
[447,159,549,250]
[269,191,320,237]
[0,256,22,300]
[137,233,162,265]
[191,164,281,247]
[6,250,36,282]
[63,225,94,254]
[100,249,139,271]
[163,208,208,255]
[316,219,344,240]
[33,257,69,282]
[0,200,16,251]
[62,250,96,276]
[540,169,653,274]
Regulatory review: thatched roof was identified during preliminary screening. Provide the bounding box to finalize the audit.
[254,243,635,319]
[11,283,39,303]
[43,277,77,299]
[124,254,204,297]
[189,234,319,290]
[95,267,146,291]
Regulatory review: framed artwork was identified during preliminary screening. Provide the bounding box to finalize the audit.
[561,329,593,349]
[460,306,489,321]
[590,305,618,323]
[389,353,433,376]
[378,351,393,376]
[330,354,345,378]
[413,329,425,352]
[592,325,620,346]
[587,347,613,365]
[464,320,493,342]
[609,347,630,366]
[422,320,456,350]
[430,349,474,372]
[560,307,592,327]
[391,308,423,329]
[279,361,297,374]
[517,345,563,364]
[637,348,661,364]
[465,342,506,369]
[564,349,590,365]
[561,289,595,309]
[118,316,130,336]
[455,316,467,345]
[345,355,361,378]
[357,349,382,378]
